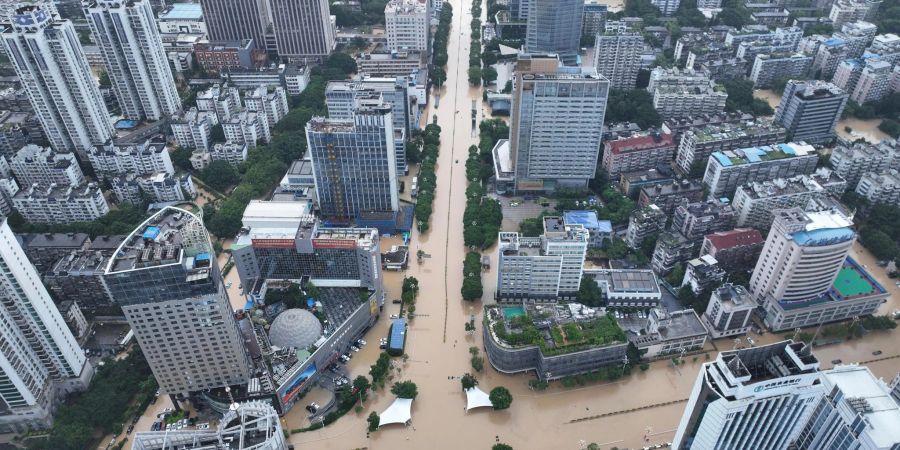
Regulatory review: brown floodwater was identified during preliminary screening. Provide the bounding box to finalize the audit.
[754,89,890,144]
[280,8,900,450]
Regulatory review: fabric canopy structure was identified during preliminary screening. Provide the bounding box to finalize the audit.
[378,397,413,427]
[465,387,493,412]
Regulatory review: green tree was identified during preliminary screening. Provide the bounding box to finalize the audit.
[324,52,358,74]
[391,381,419,399]
[804,23,833,36]
[667,263,686,286]
[98,70,111,87]
[482,66,498,84]
[493,445,514,450]
[353,376,371,401]
[199,160,239,192]
[723,79,773,116]
[171,146,194,172]
[604,89,661,129]
[431,67,447,87]
[367,411,380,432]
[879,119,900,138]
[576,275,603,306]
[860,227,900,260]
[461,373,478,390]
[468,66,483,85]
[461,276,484,301]
[489,386,513,410]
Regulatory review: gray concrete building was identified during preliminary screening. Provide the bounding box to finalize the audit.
[524,0,584,65]
[593,32,643,89]
[732,170,846,230]
[674,120,787,175]
[103,207,251,395]
[700,228,764,274]
[509,55,609,192]
[13,183,110,225]
[829,139,900,188]
[201,0,269,50]
[702,284,756,339]
[648,68,727,120]
[851,59,893,104]
[751,53,813,88]
[775,80,848,144]
[625,204,666,249]
[9,144,84,187]
[651,231,694,275]
[638,180,705,216]
[585,268,662,308]
[630,308,708,360]
[855,169,900,206]
[601,130,675,176]
[671,200,736,246]
[702,142,819,199]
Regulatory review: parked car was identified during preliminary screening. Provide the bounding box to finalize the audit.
[392,299,402,304]
[350,346,360,352]
[357,339,367,346]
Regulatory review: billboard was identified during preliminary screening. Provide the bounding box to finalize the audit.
[312,238,357,249]
[279,363,317,405]
[252,239,295,249]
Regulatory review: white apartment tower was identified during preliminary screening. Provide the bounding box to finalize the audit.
[385,0,430,53]
[673,340,824,450]
[749,207,855,304]
[0,218,92,432]
[85,0,181,121]
[593,32,643,89]
[1,4,113,155]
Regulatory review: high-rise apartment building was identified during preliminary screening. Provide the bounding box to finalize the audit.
[510,55,608,192]
[855,169,900,207]
[0,218,92,432]
[732,171,845,230]
[524,0,584,65]
[702,142,819,199]
[1,4,113,155]
[385,0,429,53]
[600,130,674,176]
[851,59,892,104]
[270,0,334,61]
[795,364,900,450]
[170,108,216,151]
[496,217,589,301]
[775,80,848,143]
[200,0,270,50]
[86,139,174,181]
[581,2,607,38]
[829,0,880,29]
[672,341,824,450]
[306,104,398,223]
[751,53,813,88]
[829,139,900,188]
[672,200,736,244]
[674,120,786,175]
[648,68,727,120]
[9,144,84,187]
[625,204,666,249]
[651,0,680,15]
[85,0,181,121]
[700,228,764,273]
[593,32,643,88]
[13,183,110,224]
[103,207,251,395]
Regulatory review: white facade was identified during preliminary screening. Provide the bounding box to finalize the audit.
[13,182,110,224]
[222,110,271,147]
[171,108,216,151]
[702,284,756,339]
[86,0,182,121]
[651,0,680,15]
[750,208,855,303]
[87,140,174,180]
[673,341,824,450]
[196,83,241,122]
[593,32,643,89]
[732,174,831,230]
[0,219,91,433]
[851,59,892,104]
[9,144,84,187]
[1,4,113,155]
[795,365,900,450]
[856,169,900,206]
[244,85,289,128]
[385,0,429,53]
[830,139,900,188]
[210,142,248,166]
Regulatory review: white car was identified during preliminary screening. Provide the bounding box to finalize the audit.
[390,314,399,319]
[357,339,367,346]
[350,346,360,352]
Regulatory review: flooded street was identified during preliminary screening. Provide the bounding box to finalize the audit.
[754,89,889,143]
[278,11,900,450]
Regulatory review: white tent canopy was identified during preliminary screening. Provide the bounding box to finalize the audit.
[378,397,413,427]
[465,386,493,412]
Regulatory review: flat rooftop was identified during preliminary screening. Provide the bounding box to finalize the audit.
[822,365,900,448]
[107,207,212,274]
[158,3,203,20]
[711,142,814,167]
[590,269,660,294]
[779,257,886,310]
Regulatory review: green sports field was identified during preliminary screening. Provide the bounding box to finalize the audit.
[833,267,874,298]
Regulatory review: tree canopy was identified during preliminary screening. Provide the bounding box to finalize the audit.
[391,380,419,399]
[489,386,513,410]
[605,89,661,129]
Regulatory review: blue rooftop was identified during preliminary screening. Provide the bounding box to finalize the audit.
[142,226,160,239]
[159,3,203,20]
[825,37,845,47]
[791,228,855,246]
[712,152,732,166]
[564,210,611,232]
[195,252,210,262]
[778,143,795,155]
[389,319,406,350]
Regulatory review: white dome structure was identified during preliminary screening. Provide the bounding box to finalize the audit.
[268,309,322,350]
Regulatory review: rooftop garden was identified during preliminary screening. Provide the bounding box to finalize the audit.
[489,307,626,356]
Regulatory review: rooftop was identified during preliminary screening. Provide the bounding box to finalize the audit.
[717,341,819,386]
[687,120,784,143]
[106,207,212,274]
[20,232,89,249]
[704,228,764,250]
[632,309,708,347]
[641,179,704,197]
[605,131,674,155]
[563,210,611,232]
[711,142,815,167]
[158,3,203,21]
[822,365,900,448]
[589,269,660,294]
[778,258,886,309]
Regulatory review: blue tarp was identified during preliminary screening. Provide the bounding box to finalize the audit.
[712,152,732,166]
[142,226,160,239]
[195,252,210,262]
[307,298,315,308]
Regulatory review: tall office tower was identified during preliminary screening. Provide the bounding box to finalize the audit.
[103,207,251,395]
[510,55,608,193]
[673,341,824,450]
[581,2,607,38]
[201,0,269,50]
[306,104,398,223]
[385,0,429,53]
[271,0,334,61]
[524,0,584,66]
[85,0,181,121]
[775,80,848,144]
[794,364,900,450]
[593,32,643,88]
[0,218,92,432]
[749,207,854,304]
[1,4,113,155]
